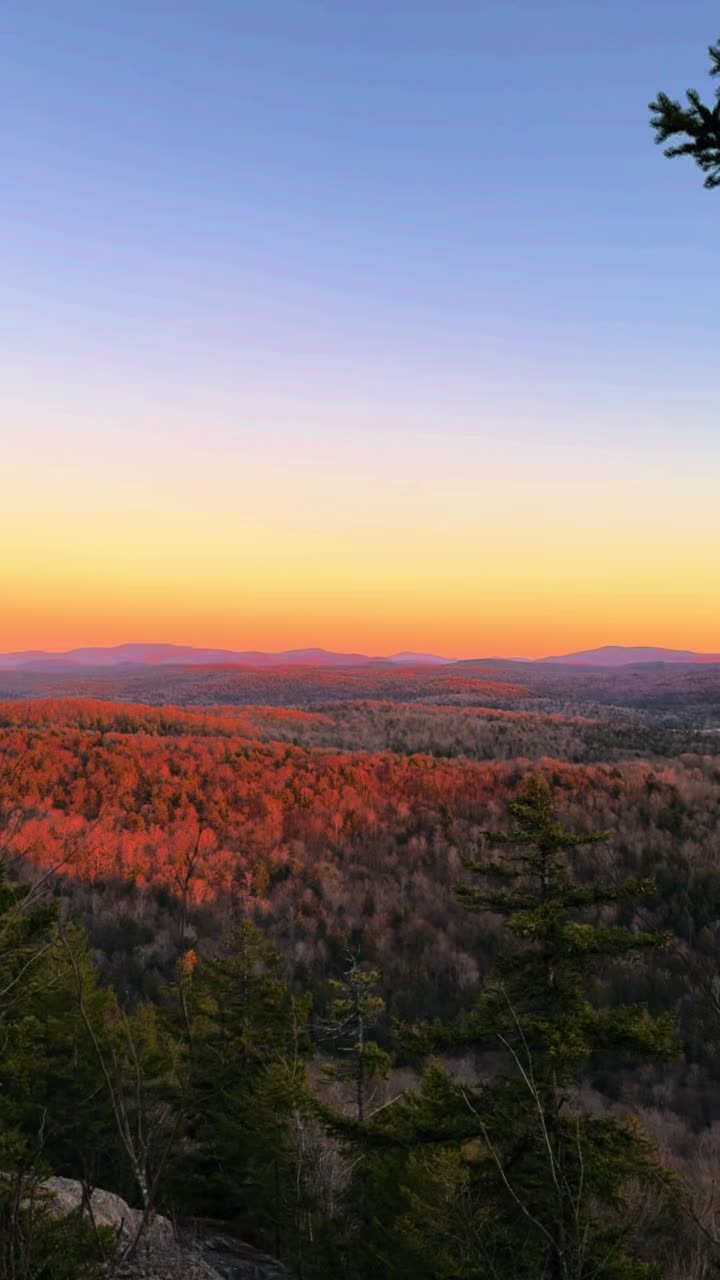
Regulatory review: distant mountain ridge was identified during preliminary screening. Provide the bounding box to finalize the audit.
[0,643,455,672]
[539,645,720,667]
[1,642,718,673]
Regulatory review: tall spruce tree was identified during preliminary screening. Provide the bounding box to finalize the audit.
[170,922,314,1263]
[320,955,392,1122]
[650,37,720,188]
[344,777,676,1280]
[0,865,115,1279]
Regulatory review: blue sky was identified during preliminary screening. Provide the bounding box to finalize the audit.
[5,0,718,429]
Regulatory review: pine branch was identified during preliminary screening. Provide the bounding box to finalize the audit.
[650,37,720,188]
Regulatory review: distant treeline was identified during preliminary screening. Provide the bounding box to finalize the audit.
[2,658,720,728]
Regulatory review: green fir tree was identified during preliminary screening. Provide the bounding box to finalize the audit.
[650,37,720,188]
[320,955,392,1123]
[338,777,677,1280]
[170,922,314,1263]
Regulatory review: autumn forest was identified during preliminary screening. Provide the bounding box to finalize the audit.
[2,660,720,1278]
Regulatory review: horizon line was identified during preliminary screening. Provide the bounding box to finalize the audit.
[1,639,720,668]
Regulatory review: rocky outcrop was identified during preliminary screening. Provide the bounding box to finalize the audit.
[42,1178,291,1280]
[43,1179,174,1250]
[186,1231,292,1280]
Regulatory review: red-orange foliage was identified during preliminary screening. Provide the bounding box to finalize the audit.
[4,694,720,1034]
[0,697,542,901]
[2,697,716,920]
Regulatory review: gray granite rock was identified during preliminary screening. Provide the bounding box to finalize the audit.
[40,1178,292,1280]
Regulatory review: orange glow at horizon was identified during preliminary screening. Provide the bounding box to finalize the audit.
[4,538,719,661]
[4,418,718,661]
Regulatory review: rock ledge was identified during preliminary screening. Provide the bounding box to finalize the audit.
[42,1177,291,1280]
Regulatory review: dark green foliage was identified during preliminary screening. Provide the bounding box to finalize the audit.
[453,776,674,1078]
[320,956,392,1122]
[337,778,677,1279]
[0,860,59,1169]
[170,924,314,1261]
[0,877,115,1188]
[11,927,121,1188]
[0,867,118,1277]
[650,39,720,188]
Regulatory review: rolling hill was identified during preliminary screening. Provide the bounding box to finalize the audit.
[0,643,454,671]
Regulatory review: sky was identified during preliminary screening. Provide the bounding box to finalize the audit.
[3,0,719,659]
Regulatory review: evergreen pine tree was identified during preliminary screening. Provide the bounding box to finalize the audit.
[320,955,392,1122]
[343,777,676,1280]
[650,38,720,188]
[171,922,314,1263]
[0,866,115,1278]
